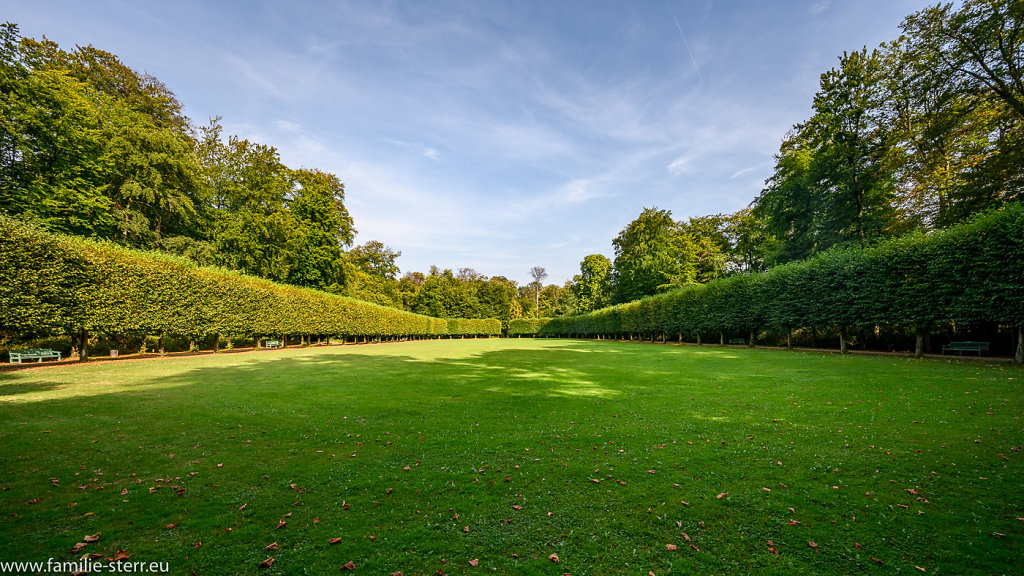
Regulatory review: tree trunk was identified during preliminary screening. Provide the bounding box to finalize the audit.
[720,331,725,346]
[810,327,817,348]
[786,328,792,350]
[78,328,89,361]
[214,333,221,353]
[1016,325,1023,364]
[839,326,848,354]
[914,326,926,358]
[748,329,756,347]
[158,331,165,356]
[696,332,702,346]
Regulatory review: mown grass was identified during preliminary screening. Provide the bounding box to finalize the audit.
[0,339,1021,575]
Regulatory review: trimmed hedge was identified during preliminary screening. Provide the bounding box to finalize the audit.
[0,217,459,348]
[446,318,502,337]
[534,206,1024,357]
[507,318,551,336]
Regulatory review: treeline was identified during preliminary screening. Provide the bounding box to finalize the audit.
[0,216,499,357]
[561,0,1022,313]
[511,205,1024,361]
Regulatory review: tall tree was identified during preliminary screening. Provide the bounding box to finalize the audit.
[571,254,613,314]
[529,266,548,318]
[612,207,687,302]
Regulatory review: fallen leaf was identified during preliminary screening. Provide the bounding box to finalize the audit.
[330,537,343,545]
[193,542,202,549]
[915,566,926,572]
[463,526,470,533]
[107,550,131,562]
[165,523,177,529]
[260,557,274,569]
[83,532,101,543]
[341,561,356,571]
[71,542,88,553]
[682,533,691,542]
[468,559,479,567]
[716,492,728,499]
[808,541,818,549]
[238,503,247,511]
[548,553,559,563]
[665,544,677,551]
[266,542,279,550]
[854,542,863,549]
[276,520,287,529]
[512,505,523,510]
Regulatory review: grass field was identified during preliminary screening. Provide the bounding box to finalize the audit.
[0,339,1021,575]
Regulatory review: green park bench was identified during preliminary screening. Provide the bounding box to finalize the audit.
[263,340,283,349]
[940,341,989,356]
[8,348,62,364]
[728,338,745,345]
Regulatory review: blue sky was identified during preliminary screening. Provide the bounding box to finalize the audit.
[8,0,937,285]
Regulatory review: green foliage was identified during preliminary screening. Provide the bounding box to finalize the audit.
[537,205,1024,340]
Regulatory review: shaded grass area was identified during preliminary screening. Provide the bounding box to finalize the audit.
[0,339,1021,575]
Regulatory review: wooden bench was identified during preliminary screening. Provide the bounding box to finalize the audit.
[728,338,745,345]
[941,341,989,356]
[263,340,283,349]
[9,348,62,364]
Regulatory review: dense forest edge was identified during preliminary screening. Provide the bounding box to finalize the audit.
[1,0,1022,359]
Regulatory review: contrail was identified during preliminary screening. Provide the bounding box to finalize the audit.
[670,8,704,85]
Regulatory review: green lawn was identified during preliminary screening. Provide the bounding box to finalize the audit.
[0,339,1021,575]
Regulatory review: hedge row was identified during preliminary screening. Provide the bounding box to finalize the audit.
[507,318,552,336]
[0,216,488,349]
[446,318,502,336]
[515,206,1024,358]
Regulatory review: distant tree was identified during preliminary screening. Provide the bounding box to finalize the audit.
[570,254,613,314]
[347,240,400,279]
[612,207,685,302]
[530,266,548,318]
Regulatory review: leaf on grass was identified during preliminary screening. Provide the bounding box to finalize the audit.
[716,493,727,499]
[71,542,88,554]
[665,544,677,551]
[341,501,351,510]
[83,533,101,543]
[854,542,863,549]
[330,537,343,545]
[548,553,559,563]
[238,503,247,511]
[787,520,801,526]
[906,488,920,495]
[871,557,883,564]
[260,557,274,569]
[915,566,926,572]
[276,520,287,529]
[512,505,523,510]
[808,541,818,549]
[265,542,279,550]
[107,550,131,562]
[165,523,177,529]
[193,542,202,550]
[341,560,356,571]
[314,517,320,524]
[468,559,479,567]
[682,533,691,542]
